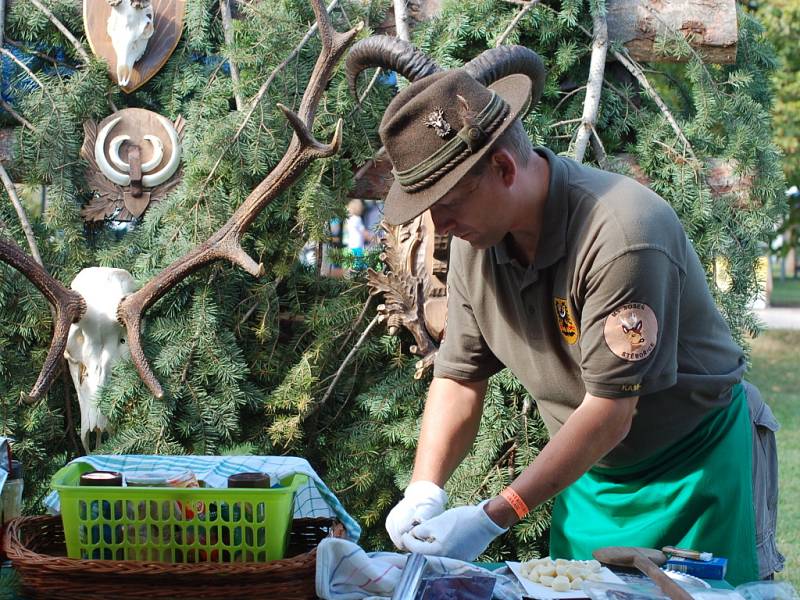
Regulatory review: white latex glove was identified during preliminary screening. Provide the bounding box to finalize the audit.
[385,480,448,550]
[400,501,507,562]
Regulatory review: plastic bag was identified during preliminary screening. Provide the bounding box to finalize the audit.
[416,575,496,600]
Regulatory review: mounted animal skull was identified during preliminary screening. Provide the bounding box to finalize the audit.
[106,0,154,87]
[64,268,137,451]
[0,0,363,444]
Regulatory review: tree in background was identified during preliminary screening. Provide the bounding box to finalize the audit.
[749,0,800,275]
[0,0,785,562]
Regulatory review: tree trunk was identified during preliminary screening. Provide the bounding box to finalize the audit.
[606,0,738,64]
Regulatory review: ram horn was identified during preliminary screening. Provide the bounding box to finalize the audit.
[345,35,441,96]
[95,117,131,186]
[141,115,181,187]
[463,45,546,107]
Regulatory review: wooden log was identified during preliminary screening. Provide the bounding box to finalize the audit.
[606,0,737,64]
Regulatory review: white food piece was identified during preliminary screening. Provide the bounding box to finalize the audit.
[552,576,571,592]
[570,577,584,590]
[555,565,570,576]
[586,559,602,572]
[588,572,606,582]
[540,564,557,577]
[540,575,555,587]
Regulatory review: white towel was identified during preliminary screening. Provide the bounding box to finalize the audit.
[315,537,524,600]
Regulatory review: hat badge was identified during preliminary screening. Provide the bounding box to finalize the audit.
[423,106,451,138]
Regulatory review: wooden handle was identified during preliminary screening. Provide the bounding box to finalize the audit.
[633,554,694,600]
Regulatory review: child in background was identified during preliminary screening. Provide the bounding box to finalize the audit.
[344,199,372,271]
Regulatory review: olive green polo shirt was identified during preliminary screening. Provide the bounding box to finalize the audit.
[433,146,746,467]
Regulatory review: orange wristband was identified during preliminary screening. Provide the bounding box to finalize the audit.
[500,487,530,519]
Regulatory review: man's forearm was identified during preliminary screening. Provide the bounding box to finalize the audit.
[484,393,638,528]
[411,376,488,487]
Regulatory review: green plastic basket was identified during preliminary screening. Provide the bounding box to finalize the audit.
[51,462,307,563]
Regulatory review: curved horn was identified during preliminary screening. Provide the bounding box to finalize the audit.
[464,45,546,107]
[141,115,181,187]
[141,135,164,172]
[110,134,132,172]
[95,117,131,186]
[345,36,441,97]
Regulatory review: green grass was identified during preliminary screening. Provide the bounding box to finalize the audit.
[770,278,800,307]
[747,330,800,589]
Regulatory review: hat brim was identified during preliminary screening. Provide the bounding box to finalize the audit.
[382,73,533,226]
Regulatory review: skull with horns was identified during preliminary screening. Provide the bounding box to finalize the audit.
[106,0,154,87]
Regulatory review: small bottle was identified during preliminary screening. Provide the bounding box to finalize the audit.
[2,460,23,523]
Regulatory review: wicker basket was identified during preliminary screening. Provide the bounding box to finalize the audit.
[3,515,341,600]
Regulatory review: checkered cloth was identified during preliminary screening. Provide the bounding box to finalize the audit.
[44,454,361,540]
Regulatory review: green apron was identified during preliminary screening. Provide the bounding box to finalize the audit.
[550,383,759,585]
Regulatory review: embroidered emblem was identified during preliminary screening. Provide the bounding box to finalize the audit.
[424,107,451,138]
[554,297,579,345]
[603,302,658,362]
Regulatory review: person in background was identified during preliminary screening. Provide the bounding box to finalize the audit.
[344,198,373,271]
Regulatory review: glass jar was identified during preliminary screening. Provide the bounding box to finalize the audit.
[2,460,24,523]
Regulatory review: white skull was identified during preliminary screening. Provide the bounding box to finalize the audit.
[64,268,137,451]
[107,0,155,87]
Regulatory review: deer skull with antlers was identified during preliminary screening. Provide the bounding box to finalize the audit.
[65,268,138,451]
[0,0,361,445]
[106,0,155,88]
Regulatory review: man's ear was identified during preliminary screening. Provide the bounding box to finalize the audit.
[490,148,517,188]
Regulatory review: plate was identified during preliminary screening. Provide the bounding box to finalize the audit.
[506,562,626,599]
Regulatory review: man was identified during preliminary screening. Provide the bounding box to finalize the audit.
[376,66,783,585]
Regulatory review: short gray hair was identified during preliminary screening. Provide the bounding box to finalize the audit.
[465,118,533,179]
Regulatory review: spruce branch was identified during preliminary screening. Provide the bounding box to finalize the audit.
[0,0,5,48]
[572,6,608,162]
[0,98,37,132]
[549,118,583,128]
[554,85,586,112]
[62,363,84,457]
[201,0,342,191]
[339,295,374,349]
[613,49,700,167]
[0,161,43,265]
[316,314,379,410]
[28,0,91,64]
[5,38,77,69]
[0,48,57,113]
[496,0,538,47]
[220,0,243,111]
[590,125,608,168]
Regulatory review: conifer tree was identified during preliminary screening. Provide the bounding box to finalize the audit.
[0,0,785,563]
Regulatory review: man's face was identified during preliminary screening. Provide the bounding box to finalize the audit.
[428,165,509,249]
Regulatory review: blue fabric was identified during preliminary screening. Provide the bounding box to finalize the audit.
[44,454,361,540]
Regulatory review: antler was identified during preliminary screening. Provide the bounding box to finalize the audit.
[116,0,363,398]
[0,237,86,402]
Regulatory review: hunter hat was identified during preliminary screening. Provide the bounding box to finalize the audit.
[379,70,534,225]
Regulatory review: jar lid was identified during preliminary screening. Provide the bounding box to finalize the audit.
[79,470,123,486]
[227,472,271,488]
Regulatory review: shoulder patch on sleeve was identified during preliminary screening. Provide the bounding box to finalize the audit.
[603,302,658,361]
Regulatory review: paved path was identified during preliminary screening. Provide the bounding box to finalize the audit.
[754,307,800,330]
